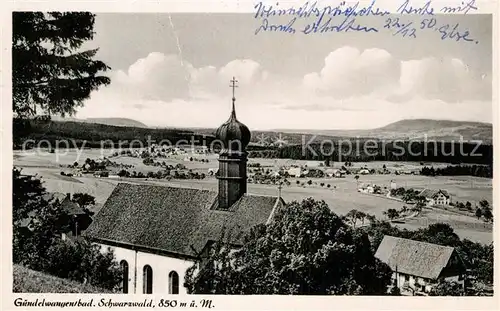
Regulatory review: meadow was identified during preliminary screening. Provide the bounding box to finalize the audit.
[13,148,493,244]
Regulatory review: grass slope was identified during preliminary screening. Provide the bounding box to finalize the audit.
[13,264,110,293]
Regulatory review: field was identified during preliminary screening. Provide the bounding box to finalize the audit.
[13,148,493,244]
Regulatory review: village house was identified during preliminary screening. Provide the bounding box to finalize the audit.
[324,168,335,178]
[85,84,285,295]
[390,180,397,190]
[358,183,374,194]
[358,168,370,175]
[287,167,302,178]
[375,236,467,296]
[419,189,451,206]
[19,192,91,239]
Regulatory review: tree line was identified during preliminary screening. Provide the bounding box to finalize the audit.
[420,165,492,178]
[248,141,493,166]
[13,119,216,150]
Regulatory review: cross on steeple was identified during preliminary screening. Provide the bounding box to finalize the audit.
[229,77,238,100]
[229,77,239,118]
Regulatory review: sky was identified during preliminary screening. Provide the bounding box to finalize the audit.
[76,13,493,130]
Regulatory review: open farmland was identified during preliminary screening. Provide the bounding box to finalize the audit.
[13,149,493,244]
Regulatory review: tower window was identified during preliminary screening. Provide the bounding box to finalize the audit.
[143,265,153,294]
[120,260,129,294]
[168,271,179,294]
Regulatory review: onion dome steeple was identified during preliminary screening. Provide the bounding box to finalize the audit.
[215,77,250,210]
[215,77,251,150]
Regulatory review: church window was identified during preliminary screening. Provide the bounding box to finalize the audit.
[120,260,129,294]
[143,265,153,294]
[168,271,179,294]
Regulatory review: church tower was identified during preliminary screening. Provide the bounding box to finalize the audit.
[215,77,251,209]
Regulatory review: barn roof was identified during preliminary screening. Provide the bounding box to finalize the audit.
[84,183,282,259]
[42,192,67,204]
[375,236,455,280]
[60,199,87,216]
[419,189,450,199]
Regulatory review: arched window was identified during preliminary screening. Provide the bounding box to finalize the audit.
[143,265,153,294]
[120,260,129,294]
[168,271,179,294]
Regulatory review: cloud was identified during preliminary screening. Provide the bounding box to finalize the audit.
[391,57,491,102]
[190,59,272,99]
[303,47,400,99]
[78,48,491,129]
[303,46,491,103]
[112,52,192,101]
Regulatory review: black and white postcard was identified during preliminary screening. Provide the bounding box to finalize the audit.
[1,0,498,310]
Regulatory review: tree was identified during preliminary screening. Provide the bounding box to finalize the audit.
[12,168,121,290]
[72,193,95,209]
[13,168,55,264]
[365,214,377,224]
[13,12,110,118]
[345,209,366,228]
[428,280,464,296]
[354,175,359,183]
[185,199,392,295]
[43,239,121,290]
[482,207,493,223]
[465,201,472,211]
[118,169,129,177]
[479,200,489,210]
[412,200,425,213]
[412,223,461,248]
[475,208,482,220]
[384,209,400,220]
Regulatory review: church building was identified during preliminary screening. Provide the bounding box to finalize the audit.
[84,78,284,294]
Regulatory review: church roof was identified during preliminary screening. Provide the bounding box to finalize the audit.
[84,183,282,259]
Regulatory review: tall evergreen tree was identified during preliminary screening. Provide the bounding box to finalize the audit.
[12,12,110,118]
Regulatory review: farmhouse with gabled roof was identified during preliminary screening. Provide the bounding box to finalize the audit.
[419,189,451,206]
[375,235,466,295]
[85,78,285,295]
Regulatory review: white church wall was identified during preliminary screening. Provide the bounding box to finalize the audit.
[99,243,194,295]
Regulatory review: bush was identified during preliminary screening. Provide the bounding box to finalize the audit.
[13,169,122,291]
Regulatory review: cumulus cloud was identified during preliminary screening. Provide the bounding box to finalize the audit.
[78,47,491,129]
[303,47,400,99]
[303,46,491,103]
[112,52,192,101]
[391,57,491,102]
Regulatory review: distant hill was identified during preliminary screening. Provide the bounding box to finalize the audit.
[52,116,148,128]
[276,119,493,144]
[85,118,148,128]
